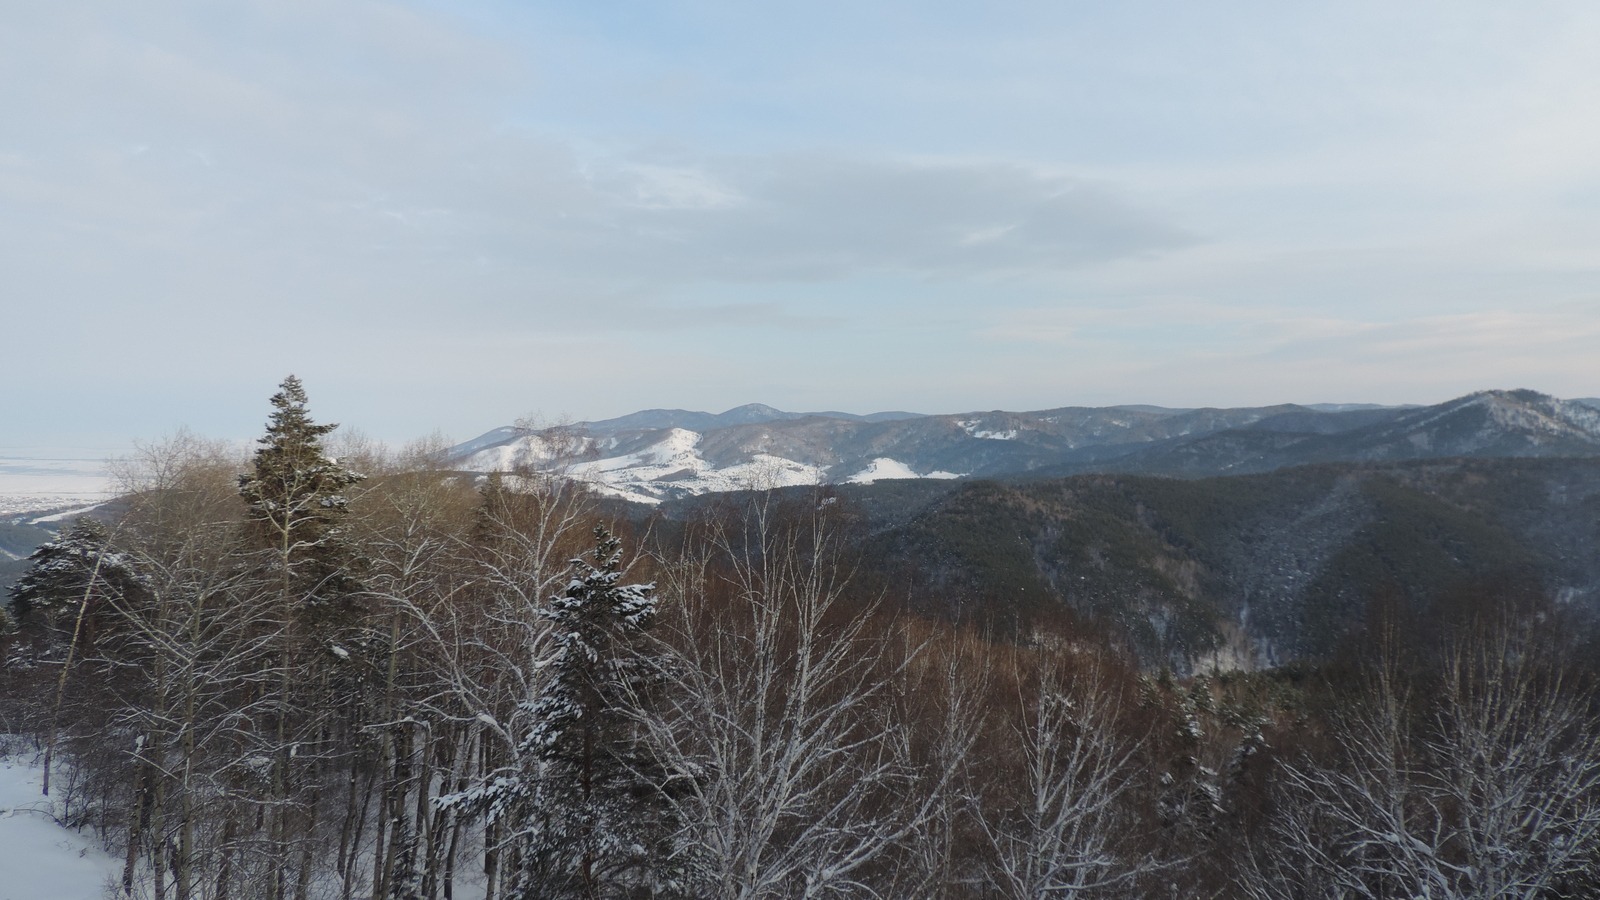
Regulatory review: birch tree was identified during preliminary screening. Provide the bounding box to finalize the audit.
[100,433,277,900]
[636,493,946,900]
[1250,615,1600,900]
[977,659,1153,900]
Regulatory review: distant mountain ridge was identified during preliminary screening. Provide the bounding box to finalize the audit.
[577,403,926,435]
[448,390,1600,504]
[1022,390,1600,480]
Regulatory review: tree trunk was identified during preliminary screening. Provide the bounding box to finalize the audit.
[122,748,149,898]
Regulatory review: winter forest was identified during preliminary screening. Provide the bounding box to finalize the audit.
[4,377,1600,900]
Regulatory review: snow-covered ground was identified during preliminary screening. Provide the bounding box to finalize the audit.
[460,431,967,504]
[573,428,829,505]
[846,458,961,484]
[0,748,121,900]
[0,453,113,517]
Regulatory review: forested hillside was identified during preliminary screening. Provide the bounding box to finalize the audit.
[4,380,1599,900]
[858,458,1600,668]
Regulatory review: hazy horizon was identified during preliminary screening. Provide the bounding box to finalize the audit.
[5,2,1600,449]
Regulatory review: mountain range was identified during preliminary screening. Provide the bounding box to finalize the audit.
[450,391,1600,504]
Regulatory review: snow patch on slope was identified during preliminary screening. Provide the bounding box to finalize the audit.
[464,429,967,504]
[957,420,1018,440]
[29,504,106,525]
[847,458,961,484]
[458,430,607,472]
[541,429,827,505]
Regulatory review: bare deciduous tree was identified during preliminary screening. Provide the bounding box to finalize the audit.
[1250,615,1600,900]
[635,493,951,900]
[977,657,1155,900]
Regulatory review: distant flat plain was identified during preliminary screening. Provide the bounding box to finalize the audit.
[0,450,115,515]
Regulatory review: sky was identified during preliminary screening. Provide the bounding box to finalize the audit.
[4,0,1600,449]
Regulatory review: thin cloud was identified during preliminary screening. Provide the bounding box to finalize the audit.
[4,0,1600,446]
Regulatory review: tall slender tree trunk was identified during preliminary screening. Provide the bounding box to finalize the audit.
[295,782,324,900]
[43,551,107,796]
[482,819,500,900]
[216,809,237,900]
[412,726,435,895]
[337,761,361,891]
[346,763,381,900]
[176,671,198,900]
[152,765,169,900]
[122,746,149,898]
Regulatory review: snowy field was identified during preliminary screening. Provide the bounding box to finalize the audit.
[0,452,113,518]
[0,746,120,900]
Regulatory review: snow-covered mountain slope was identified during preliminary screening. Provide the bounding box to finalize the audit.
[448,392,1600,503]
[847,458,960,484]
[456,427,953,505]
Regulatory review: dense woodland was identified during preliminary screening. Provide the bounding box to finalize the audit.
[4,378,1600,900]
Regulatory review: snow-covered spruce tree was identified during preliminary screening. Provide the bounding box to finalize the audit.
[238,374,366,621]
[7,516,143,627]
[447,525,678,900]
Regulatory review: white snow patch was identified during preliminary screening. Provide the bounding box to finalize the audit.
[956,420,1018,440]
[0,749,121,900]
[546,429,827,502]
[462,427,1011,501]
[846,458,961,484]
[29,504,106,525]
[847,458,920,484]
[458,431,603,472]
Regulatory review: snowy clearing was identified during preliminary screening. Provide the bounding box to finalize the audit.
[0,749,120,900]
[846,458,962,484]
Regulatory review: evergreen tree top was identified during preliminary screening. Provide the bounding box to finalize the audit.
[240,375,364,525]
[259,375,338,450]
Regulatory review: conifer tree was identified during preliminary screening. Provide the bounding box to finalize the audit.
[237,376,368,900]
[449,525,677,900]
[7,516,143,624]
[239,375,365,619]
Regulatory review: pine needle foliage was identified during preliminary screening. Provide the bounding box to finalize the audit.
[238,375,365,614]
[448,525,679,900]
[6,517,143,623]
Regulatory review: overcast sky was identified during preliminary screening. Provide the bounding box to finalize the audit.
[5,1,1600,448]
